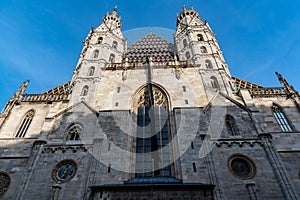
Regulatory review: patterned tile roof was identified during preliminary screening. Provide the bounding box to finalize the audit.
[127,34,174,63]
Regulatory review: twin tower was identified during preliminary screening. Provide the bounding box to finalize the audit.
[70,6,233,110]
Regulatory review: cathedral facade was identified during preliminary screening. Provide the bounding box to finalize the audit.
[0,6,300,200]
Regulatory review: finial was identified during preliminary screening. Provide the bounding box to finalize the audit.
[149,27,153,34]
[113,6,118,15]
[191,6,194,10]
[182,4,187,11]
[276,71,299,99]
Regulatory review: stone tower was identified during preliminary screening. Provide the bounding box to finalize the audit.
[70,6,126,106]
[174,5,232,99]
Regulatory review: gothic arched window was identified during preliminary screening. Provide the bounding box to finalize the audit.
[88,66,95,76]
[93,49,99,58]
[200,46,207,53]
[98,37,103,44]
[183,39,188,48]
[272,104,293,132]
[66,124,82,141]
[205,60,213,69]
[210,76,219,89]
[225,115,238,136]
[15,110,35,138]
[135,85,173,178]
[109,53,115,63]
[185,51,191,60]
[81,85,89,96]
[197,34,204,41]
[112,41,118,49]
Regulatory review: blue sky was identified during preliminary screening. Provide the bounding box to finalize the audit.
[0,0,300,110]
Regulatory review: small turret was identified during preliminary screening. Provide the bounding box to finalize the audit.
[101,6,122,31]
[176,5,201,29]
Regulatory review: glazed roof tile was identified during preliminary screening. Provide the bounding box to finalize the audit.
[127,34,174,62]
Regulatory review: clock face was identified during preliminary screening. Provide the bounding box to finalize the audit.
[52,160,77,183]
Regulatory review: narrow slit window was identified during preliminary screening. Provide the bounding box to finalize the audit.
[81,85,89,96]
[191,141,194,149]
[108,164,111,173]
[93,50,99,58]
[185,51,191,60]
[109,54,115,63]
[112,41,118,49]
[210,76,219,89]
[225,115,238,136]
[88,66,95,76]
[183,39,188,47]
[193,163,197,172]
[205,60,213,69]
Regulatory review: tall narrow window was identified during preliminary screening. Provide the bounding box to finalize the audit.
[112,41,118,49]
[205,60,213,69]
[66,124,82,141]
[200,46,207,53]
[210,76,219,89]
[272,104,293,132]
[97,37,103,44]
[225,115,238,136]
[183,39,188,48]
[109,54,115,63]
[15,110,35,138]
[197,34,204,41]
[87,66,95,76]
[135,85,173,178]
[81,85,89,96]
[93,50,99,58]
[185,51,191,60]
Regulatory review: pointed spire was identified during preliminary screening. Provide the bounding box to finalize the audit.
[276,72,299,99]
[182,4,187,11]
[13,80,29,100]
[113,6,118,15]
[1,80,29,117]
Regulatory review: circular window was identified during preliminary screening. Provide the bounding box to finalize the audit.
[52,159,77,183]
[0,172,10,198]
[228,155,256,179]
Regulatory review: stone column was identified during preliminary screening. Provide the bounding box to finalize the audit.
[246,181,258,200]
[51,185,62,200]
[260,133,298,200]
[17,140,47,199]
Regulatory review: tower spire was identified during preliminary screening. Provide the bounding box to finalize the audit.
[276,72,300,113]
[276,72,299,99]
[113,6,118,15]
[0,80,29,127]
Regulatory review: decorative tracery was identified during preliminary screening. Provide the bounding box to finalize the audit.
[137,85,168,108]
[66,124,82,141]
[135,84,173,178]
